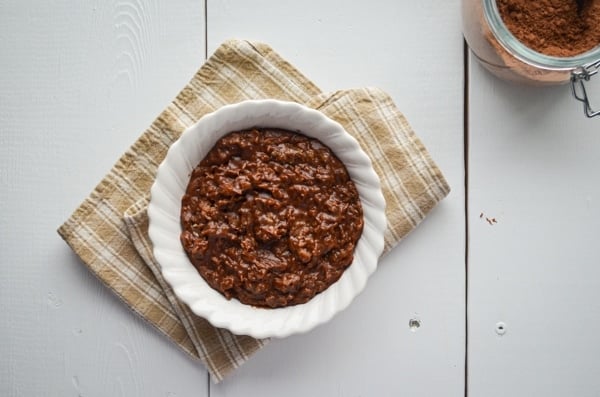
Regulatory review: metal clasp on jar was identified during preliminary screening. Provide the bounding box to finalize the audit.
[571,60,600,118]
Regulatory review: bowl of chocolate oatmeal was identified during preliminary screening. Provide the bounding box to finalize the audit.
[148,100,386,338]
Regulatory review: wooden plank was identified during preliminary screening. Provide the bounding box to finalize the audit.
[467,53,600,397]
[207,1,465,395]
[0,1,208,395]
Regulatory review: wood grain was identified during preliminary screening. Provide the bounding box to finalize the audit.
[467,53,600,397]
[207,1,466,396]
[2,0,482,394]
[0,1,207,396]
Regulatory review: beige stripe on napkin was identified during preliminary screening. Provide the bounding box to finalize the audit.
[58,39,449,383]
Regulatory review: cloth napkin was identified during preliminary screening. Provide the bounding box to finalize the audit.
[57,39,450,383]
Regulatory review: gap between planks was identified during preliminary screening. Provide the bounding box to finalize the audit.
[462,39,470,397]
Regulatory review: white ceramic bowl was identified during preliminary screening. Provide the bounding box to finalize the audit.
[148,99,386,339]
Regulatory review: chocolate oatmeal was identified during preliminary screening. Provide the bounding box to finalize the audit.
[180,128,364,308]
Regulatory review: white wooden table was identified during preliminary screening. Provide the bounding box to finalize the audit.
[1,1,598,396]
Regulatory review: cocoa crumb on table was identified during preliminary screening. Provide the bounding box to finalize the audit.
[480,212,499,225]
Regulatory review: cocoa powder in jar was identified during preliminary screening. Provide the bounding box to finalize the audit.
[462,0,600,84]
[497,0,600,57]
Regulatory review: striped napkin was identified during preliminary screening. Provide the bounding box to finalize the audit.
[57,39,449,382]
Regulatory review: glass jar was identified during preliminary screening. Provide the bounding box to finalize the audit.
[462,0,600,117]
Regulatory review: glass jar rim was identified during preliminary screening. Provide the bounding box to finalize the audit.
[484,0,600,70]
